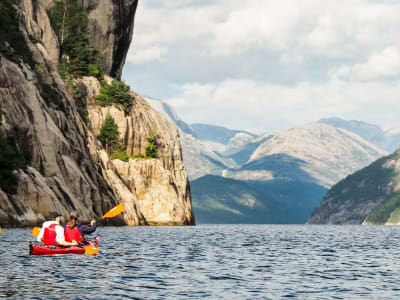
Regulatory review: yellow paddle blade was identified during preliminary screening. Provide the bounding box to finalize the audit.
[0,227,4,234]
[102,204,124,219]
[32,227,41,238]
[85,246,99,255]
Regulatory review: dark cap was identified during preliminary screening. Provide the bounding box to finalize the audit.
[49,212,62,219]
[70,211,80,219]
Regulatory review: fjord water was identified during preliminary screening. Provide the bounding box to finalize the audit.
[1,225,400,299]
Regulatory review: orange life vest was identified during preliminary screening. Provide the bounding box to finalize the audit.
[42,224,58,245]
[64,223,83,243]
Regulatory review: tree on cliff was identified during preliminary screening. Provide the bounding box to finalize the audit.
[48,0,102,78]
[145,135,157,158]
[98,113,120,154]
[96,80,133,113]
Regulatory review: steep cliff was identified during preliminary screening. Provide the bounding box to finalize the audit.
[39,0,138,78]
[0,0,120,225]
[0,0,194,226]
[86,84,194,225]
[308,150,400,225]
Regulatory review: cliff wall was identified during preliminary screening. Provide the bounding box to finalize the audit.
[0,0,194,226]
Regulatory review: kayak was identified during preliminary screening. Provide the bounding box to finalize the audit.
[30,237,100,255]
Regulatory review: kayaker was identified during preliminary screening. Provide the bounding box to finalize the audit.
[64,211,96,243]
[37,212,77,246]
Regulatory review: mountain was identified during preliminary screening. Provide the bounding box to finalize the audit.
[146,99,239,180]
[191,123,257,145]
[372,127,400,153]
[146,100,388,224]
[318,117,400,152]
[308,150,400,224]
[191,123,386,223]
[192,175,326,224]
[145,97,196,136]
[318,118,383,143]
[0,0,194,226]
[241,123,387,187]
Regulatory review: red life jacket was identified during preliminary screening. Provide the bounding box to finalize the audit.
[64,223,83,243]
[42,223,58,245]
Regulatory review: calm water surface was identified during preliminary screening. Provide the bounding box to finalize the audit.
[0,225,400,299]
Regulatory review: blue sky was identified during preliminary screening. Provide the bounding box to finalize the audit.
[122,0,400,133]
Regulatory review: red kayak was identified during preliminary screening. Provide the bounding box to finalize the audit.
[30,238,100,255]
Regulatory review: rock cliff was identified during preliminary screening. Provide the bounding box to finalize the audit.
[0,0,194,226]
[39,0,138,78]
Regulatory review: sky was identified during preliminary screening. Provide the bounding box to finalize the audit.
[122,0,400,133]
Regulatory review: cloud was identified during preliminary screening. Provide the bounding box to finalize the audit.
[127,44,167,64]
[165,79,400,132]
[123,0,400,131]
[351,47,400,81]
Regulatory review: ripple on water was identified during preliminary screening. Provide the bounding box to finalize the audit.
[1,225,400,299]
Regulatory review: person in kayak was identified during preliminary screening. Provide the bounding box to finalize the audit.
[64,211,96,244]
[37,212,77,246]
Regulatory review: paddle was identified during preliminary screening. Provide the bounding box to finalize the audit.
[84,245,99,255]
[102,204,124,219]
[32,204,124,238]
[32,227,40,237]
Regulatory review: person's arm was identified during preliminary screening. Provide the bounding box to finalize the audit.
[55,225,76,246]
[37,224,45,243]
[78,221,97,236]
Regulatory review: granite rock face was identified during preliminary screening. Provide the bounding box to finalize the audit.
[87,94,194,225]
[83,0,138,79]
[0,1,118,225]
[39,0,138,78]
[0,0,194,226]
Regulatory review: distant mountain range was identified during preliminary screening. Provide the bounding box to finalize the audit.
[147,98,399,224]
[318,118,400,153]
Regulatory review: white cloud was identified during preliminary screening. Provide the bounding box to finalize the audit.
[351,47,400,81]
[124,0,400,131]
[127,44,167,64]
[131,0,400,60]
[165,79,400,132]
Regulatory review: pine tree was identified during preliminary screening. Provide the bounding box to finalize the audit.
[96,80,133,113]
[98,113,119,154]
[48,0,102,77]
[145,135,157,158]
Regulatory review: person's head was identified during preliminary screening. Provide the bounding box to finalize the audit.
[49,212,62,223]
[69,211,79,227]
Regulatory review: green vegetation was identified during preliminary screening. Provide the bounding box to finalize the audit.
[145,135,157,158]
[97,114,157,161]
[33,65,67,112]
[0,0,31,64]
[312,150,400,224]
[56,63,88,122]
[387,205,400,224]
[96,80,133,113]
[0,136,25,194]
[324,155,397,211]
[98,113,120,154]
[109,145,145,162]
[365,194,400,224]
[48,0,105,120]
[48,0,102,78]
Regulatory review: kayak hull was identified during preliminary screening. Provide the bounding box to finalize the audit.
[30,238,100,255]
